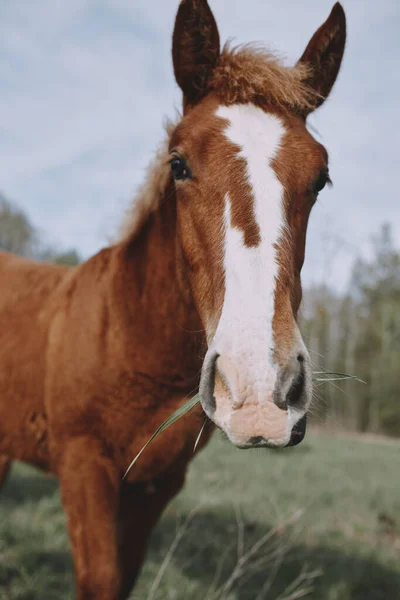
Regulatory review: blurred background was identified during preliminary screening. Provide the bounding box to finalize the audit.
[0,1,399,599]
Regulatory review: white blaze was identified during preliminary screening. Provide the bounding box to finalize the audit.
[213,104,286,404]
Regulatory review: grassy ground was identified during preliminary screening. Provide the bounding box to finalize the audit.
[0,431,399,599]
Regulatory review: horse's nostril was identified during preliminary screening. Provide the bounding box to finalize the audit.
[199,350,219,415]
[297,353,305,363]
[286,365,305,406]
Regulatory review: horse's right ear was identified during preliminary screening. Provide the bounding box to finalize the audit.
[172,0,220,110]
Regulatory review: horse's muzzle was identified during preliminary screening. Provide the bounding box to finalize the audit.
[199,350,310,449]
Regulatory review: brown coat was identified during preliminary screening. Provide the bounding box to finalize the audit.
[0,197,210,599]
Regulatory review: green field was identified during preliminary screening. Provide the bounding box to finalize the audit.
[0,431,399,600]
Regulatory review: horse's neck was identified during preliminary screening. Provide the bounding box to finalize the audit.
[113,180,205,387]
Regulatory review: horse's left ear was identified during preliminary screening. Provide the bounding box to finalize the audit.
[172,0,220,110]
[298,2,346,115]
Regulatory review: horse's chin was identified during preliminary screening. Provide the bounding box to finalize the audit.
[221,415,307,450]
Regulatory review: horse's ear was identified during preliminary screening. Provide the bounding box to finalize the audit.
[298,2,346,115]
[172,0,220,110]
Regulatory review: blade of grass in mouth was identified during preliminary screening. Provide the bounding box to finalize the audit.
[124,370,363,476]
[123,393,201,478]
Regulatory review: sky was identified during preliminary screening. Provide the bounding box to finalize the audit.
[0,0,399,291]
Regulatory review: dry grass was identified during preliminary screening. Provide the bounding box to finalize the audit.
[1,431,399,599]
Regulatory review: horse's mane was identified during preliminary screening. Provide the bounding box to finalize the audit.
[211,43,318,111]
[119,126,172,245]
[120,45,317,243]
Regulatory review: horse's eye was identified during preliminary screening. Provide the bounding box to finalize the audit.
[313,171,329,194]
[170,156,191,181]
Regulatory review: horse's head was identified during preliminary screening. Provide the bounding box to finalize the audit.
[170,1,346,448]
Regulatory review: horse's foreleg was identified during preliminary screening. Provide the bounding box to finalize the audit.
[58,436,122,600]
[117,466,187,599]
[0,455,11,489]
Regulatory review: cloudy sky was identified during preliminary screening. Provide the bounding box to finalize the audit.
[0,0,399,290]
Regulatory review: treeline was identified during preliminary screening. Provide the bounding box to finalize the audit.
[302,224,400,437]
[0,193,80,266]
[1,195,399,437]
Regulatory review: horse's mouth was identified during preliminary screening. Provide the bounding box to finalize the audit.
[215,413,308,450]
[238,414,307,449]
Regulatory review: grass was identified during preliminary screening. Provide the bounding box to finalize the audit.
[0,430,399,599]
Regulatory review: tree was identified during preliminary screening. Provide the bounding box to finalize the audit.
[301,223,400,437]
[0,194,37,256]
[351,224,400,435]
[0,193,81,266]
[41,249,81,266]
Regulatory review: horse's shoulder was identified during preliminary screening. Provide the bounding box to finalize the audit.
[44,246,118,343]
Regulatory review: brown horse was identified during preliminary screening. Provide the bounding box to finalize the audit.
[0,1,346,598]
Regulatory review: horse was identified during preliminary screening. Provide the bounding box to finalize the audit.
[0,1,346,598]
